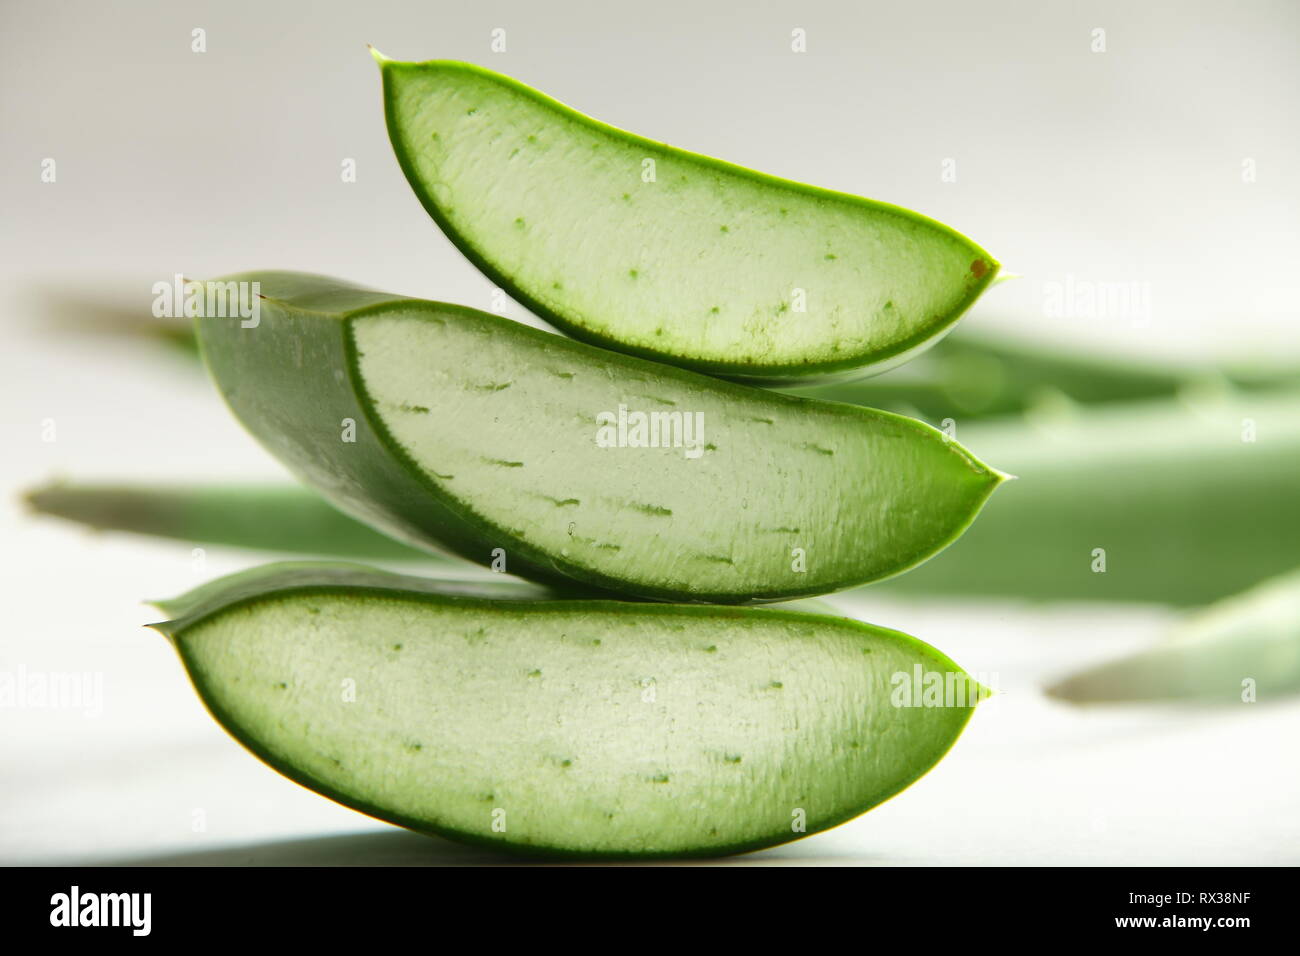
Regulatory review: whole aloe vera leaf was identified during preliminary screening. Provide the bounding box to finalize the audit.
[154,562,985,859]
[60,299,1300,424]
[790,336,1221,419]
[192,271,1004,604]
[24,481,432,562]
[876,392,1300,605]
[32,392,1298,607]
[376,55,997,383]
[1046,567,1300,704]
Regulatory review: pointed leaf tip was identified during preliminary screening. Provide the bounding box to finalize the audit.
[144,620,178,645]
[1042,678,1078,702]
[20,483,48,512]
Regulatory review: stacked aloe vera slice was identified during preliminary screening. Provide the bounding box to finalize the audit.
[155,58,1008,858]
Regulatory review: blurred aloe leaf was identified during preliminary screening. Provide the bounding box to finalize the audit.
[793,334,1299,420]
[1045,567,1300,704]
[873,390,1300,605]
[39,283,1297,422]
[25,392,1300,607]
[22,280,199,358]
[24,481,434,562]
[22,483,847,615]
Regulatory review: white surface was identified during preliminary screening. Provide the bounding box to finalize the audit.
[2,0,1298,865]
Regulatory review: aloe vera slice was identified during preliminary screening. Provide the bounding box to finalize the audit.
[1046,568,1300,704]
[375,56,998,383]
[154,562,984,858]
[193,272,1004,603]
[25,481,431,562]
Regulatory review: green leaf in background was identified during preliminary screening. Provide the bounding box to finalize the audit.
[34,279,1298,424]
[876,391,1300,605]
[32,391,1300,608]
[1046,567,1300,704]
[25,481,432,562]
[194,271,1004,604]
[790,335,1298,420]
[154,562,985,859]
[20,280,201,360]
[375,54,998,383]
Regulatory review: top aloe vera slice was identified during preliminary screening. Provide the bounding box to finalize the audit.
[154,562,985,859]
[376,56,999,382]
[193,272,1004,603]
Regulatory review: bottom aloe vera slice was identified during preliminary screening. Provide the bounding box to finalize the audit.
[154,563,984,858]
[194,271,1004,603]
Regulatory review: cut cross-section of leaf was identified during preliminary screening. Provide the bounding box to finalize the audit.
[155,562,986,859]
[376,55,999,383]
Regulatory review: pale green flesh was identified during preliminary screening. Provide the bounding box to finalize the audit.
[351,308,1002,599]
[382,60,998,379]
[172,585,978,857]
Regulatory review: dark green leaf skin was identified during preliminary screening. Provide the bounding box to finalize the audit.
[155,563,984,860]
[193,272,1004,604]
[151,561,560,623]
[192,273,524,575]
[377,56,998,384]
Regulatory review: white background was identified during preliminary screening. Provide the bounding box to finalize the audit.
[1,0,1297,865]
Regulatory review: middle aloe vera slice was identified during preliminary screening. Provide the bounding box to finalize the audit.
[195,272,1004,603]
